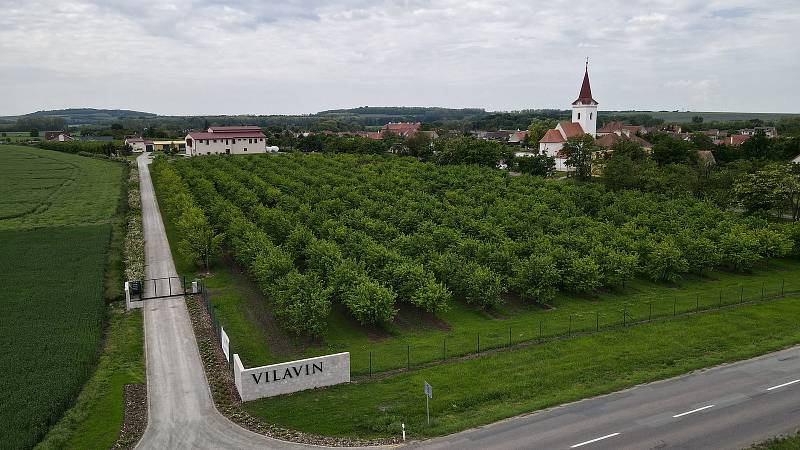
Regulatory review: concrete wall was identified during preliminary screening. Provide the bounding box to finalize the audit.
[233,352,350,401]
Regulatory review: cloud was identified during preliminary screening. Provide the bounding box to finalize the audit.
[0,0,798,115]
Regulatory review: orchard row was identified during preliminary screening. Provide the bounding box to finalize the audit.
[152,154,799,337]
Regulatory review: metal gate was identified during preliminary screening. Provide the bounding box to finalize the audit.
[128,276,191,301]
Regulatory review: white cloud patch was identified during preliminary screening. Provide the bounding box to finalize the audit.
[0,0,798,115]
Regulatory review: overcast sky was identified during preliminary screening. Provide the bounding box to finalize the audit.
[1,0,798,116]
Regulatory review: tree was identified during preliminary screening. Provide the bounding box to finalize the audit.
[652,136,697,166]
[609,138,647,161]
[177,207,225,273]
[734,163,800,220]
[560,134,596,181]
[689,132,714,151]
[516,154,555,177]
[272,271,332,337]
[510,254,560,303]
[692,115,704,124]
[525,119,557,146]
[643,238,688,282]
[741,130,770,159]
[562,256,602,293]
[404,132,433,159]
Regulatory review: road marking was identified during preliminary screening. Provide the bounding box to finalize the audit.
[767,379,800,391]
[570,433,621,448]
[672,404,715,418]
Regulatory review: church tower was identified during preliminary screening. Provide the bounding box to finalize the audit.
[571,62,598,137]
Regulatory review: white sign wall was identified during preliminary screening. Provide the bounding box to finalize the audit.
[233,352,350,401]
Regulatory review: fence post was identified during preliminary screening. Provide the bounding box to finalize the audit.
[740,286,744,304]
[696,295,699,312]
[782,279,785,297]
[539,321,543,339]
[508,326,512,347]
[673,297,677,316]
[369,352,372,378]
[623,306,627,327]
[443,339,446,360]
[407,345,410,370]
[596,311,599,331]
[719,290,722,308]
[762,282,765,300]
[168,277,172,295]
[477,333,480,353]
[649,302,652,322]
[569,315,573,336]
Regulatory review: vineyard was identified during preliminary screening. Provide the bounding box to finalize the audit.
[152,153,800,343]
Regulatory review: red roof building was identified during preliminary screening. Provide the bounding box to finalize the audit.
[540,129,565,143]
[381,122,421,137]
[185,126,270,157]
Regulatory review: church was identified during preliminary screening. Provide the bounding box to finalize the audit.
[515,63,598,171]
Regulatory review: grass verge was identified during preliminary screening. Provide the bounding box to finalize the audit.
[751,431,800,449]
[245,296,800,440]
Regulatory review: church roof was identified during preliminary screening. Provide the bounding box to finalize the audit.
[557,121,585,139]
[572,65,598,106]
[539,129,565,143]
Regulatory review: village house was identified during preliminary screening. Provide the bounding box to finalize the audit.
[185,126,272,156]
[124,137,153,152]
[381,122,421,137]
[44,131,73,141]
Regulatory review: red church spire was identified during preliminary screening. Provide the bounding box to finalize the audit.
[573,60,597,105]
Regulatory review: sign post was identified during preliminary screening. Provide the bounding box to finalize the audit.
[424,381,432,425]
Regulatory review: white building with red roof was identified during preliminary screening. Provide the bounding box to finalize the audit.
[515,63,599,171]
[185,126,272,156]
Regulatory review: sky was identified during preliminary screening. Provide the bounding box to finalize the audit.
[1,0,798,116]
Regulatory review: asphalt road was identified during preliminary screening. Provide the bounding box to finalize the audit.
[412,345,800,450]
[132,153,799,450]
[134,154,322,449]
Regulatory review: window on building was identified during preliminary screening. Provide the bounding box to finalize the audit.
[249,138,252,144]
[590,113,593,119]
[213,139,217,143]
[578,113,581,119]
[205,140,209,145]
[244,147,248,152]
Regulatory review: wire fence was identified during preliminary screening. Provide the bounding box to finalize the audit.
[197,281,237,372]
[194,277,795,379]
[348,278,794,377]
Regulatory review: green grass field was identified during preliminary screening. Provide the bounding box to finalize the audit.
[608,111,800,123]
[0,145,131,449]
[245,295,800,440]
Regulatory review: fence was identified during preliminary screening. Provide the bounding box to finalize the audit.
[197,277,796,381]
[345,278,795,377]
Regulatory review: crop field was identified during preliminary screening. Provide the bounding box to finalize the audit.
[0,146,124,229]
[609,110,800,123]
[0,145,125,449]
[151,153,800,373]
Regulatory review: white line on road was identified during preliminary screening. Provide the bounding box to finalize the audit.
[672,404,715,418]
[570,433,621,448]
[767,379,800,391]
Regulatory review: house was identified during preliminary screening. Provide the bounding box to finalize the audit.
[152,140,186,152]
[44,131,73,141]
[124,137,153,152]
[594,132,652,151]
[739,127,778,138]
[185,126,271,156]
[381,122,421,137]
[596,121,642,137]
[508,130,528,144]
[724,135,751,146]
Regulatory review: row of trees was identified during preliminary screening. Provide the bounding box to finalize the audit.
[156,154,800,337]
